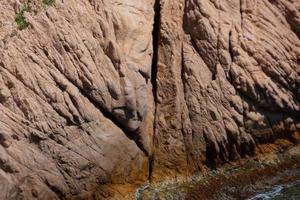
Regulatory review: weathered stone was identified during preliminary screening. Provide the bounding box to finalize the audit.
[152,0,300,181]
[0,0,299,199]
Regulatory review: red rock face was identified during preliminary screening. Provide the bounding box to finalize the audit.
[0,0,299,199]
[0,0,153,199]
[152,0,300,181]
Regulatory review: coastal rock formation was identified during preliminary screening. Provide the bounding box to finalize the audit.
[0,0,154,199]
[152,0,300,181]
[0,0,299,199]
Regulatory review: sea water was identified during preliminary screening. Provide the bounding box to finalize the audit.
[248,180,300,200]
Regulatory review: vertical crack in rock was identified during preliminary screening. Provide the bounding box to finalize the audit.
[228,30,235,84]
[151,0,160,105]
[149,0,161,181]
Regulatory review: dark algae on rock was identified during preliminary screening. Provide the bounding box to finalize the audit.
[137,145,300,200]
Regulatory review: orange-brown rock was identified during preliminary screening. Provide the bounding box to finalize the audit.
[152,0,300,181]
[0,0,154,199]
[0,0,299,199]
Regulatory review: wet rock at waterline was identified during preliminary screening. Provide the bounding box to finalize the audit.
[137,146,300,200]
[0,0,299,199]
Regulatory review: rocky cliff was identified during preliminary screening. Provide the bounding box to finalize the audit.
[0,0,299,199]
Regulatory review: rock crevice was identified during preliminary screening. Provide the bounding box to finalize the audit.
[0,0,299,199]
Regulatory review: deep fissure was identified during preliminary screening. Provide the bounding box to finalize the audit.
[148,0,161,181]
[151,0,160,105]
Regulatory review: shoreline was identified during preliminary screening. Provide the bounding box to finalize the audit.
[67,139,300,199]
[136,143,300,200]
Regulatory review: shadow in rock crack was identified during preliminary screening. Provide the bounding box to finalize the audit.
[149,0,161,181]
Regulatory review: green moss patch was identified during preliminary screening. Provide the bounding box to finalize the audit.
[15,4,30,30]
[42,0,55,6]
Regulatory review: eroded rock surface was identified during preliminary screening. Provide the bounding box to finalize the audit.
[0,0,299,199]
[0,0,154,199]
[153,0,300,181]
